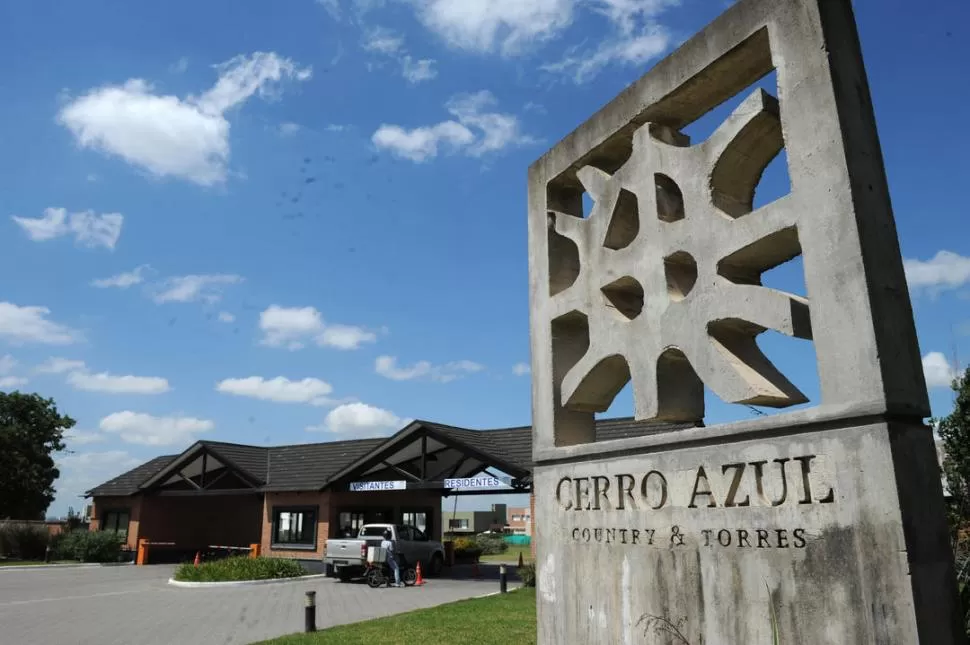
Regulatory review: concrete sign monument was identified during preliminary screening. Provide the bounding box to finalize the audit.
[527,0,964,643]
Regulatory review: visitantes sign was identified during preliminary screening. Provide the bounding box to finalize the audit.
[349,480,407,492]
[445,476,512,491]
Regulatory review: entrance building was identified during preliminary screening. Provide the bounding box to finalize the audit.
[86,417,694,564]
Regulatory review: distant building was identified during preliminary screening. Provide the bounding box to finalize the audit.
[443,503,508,539]
[507,506,532,536]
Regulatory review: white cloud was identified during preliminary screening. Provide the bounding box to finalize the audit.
[310,402,406,437]
[57,52,312,186]
[100,411,214,446]
[402,57,438,83]
[375,355,484,383]
[35,357,86,374]
[170,57,190,74]
[0,376,28,388]
[152,273,244,304]
[0,303,80,345]
[218,311,235,323]
[55,450,142,511]
[363,26,406,54]
[65,430,107,446]
[373,91,532,162]
[66,369,170,394]
[415,0,575,55]
[923,351,958,389]
[258,305,377,350]
[543,24,671,83]
[0,355,16,374]
[279,122,302,136]
[317,0,341,19]
[216,376,336,405]
[91,265,151,289]
[12,207,123,250]
[512,362,531,376]
[904,251,970,295]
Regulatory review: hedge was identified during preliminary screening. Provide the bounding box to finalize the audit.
[173,556,307,582]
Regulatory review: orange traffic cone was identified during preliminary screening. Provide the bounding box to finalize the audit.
[193,551,201,567]
[517,552,524,568]
[415,561,425,586]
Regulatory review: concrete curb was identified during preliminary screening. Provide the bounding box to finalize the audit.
[167,573,328,588]
[0,562,135,572]
[473,586,523,599]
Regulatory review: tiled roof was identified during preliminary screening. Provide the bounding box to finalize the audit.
[85,455,178,497]
[86,417,699,497]
[262,438,386,491]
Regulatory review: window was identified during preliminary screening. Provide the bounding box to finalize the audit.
[272,507,317,549]
[410,527,429,542]
[100,509,130,539]
[449,518,469,529]
[401,509,430,535]
[336,511,366,537]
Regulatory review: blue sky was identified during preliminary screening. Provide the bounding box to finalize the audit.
[0,0,968,518]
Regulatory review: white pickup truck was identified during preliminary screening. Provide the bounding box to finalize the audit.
[324,523,446,582]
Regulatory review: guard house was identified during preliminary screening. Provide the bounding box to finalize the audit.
[86,418,693,566]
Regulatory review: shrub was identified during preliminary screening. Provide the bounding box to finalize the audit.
[53,530,123,563]
[0,522,50,560]
[452,536,483,562]
[474,533,508,556]
[517,562,536,587]
[174,556,307,583]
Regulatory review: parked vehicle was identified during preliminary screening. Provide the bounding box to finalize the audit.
[324,523,445,582]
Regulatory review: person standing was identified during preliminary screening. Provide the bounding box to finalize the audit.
[381,529,403,587]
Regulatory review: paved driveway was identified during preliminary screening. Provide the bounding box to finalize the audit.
[0,565,504,645]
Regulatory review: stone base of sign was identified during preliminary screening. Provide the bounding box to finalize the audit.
[533,418,962,644]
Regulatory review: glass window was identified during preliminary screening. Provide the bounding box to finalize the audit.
[396,525,413,541]
[448,518,469,529]
[101,510,130,539]
[411,527,428,542]
[337,511,366,537]
[401,510,428,533]
[272,507,317,547]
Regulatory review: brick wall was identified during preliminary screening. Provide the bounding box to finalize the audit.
[90,496,143,550]
[261,491,331,560]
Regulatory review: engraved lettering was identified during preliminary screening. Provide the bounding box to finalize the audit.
[572,527,579,540]
[737,529,751,547]
[605,528,616,543]
[557,476,573,510]
[618,528,628,544]
[756,529,770,548]
[793,528,807,548]
[670,526,685,546]
[594,528,603,542]
[752,459,789,506]
[581,528,591,541]
[641,470,668,509]
[794,455,835,504]
[616,474,637,510]
[688,466,717,508]
[701,529,713,547]
[722,462,751,507]
[631,529,640,545]
[776,529,789,548]
[644,529,655,546]
[592,476,611,510]
[717,529,731,547]
[574,477,591,511]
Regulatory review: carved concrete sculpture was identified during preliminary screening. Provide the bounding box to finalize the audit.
[529,1,963,643]
[530,0,929,450]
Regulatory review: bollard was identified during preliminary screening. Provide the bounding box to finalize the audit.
[305,591,317,633]
[44,545,51,564]
[249,543,260,559]
[499,564,508,594]
[136,538,148,566]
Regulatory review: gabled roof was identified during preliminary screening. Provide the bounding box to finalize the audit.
[85,417,699,498]
[86,455,178,497]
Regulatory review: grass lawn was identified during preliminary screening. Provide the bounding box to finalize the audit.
[479,545,532,563]
[253,588,537,645]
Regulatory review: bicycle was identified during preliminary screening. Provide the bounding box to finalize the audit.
[365,556,417,588]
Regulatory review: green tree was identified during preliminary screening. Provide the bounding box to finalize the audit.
[936,366,970,537]
[0,392,75,520]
